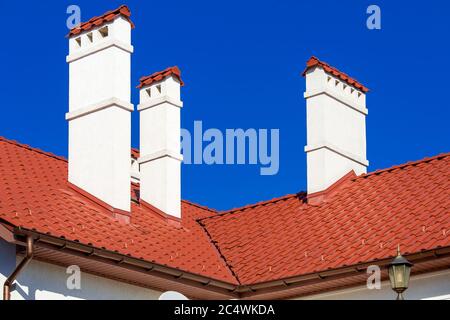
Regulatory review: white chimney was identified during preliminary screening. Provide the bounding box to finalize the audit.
[303,57,369,195]
[66,6,134,212]
[137,67,183,218]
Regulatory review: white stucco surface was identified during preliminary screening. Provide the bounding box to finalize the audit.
[138,75,183,217]
[0,238,16,300]
[67,16,133,212]
[0,239,162,300]
[304,67,369,194]
[68,105,132,211]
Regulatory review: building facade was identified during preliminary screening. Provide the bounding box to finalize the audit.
[1,5,449,300]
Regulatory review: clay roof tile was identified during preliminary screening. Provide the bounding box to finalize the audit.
[302,56,369,93]
[67,5,134,38]
[137,66,184,88]
[0,135,448,285]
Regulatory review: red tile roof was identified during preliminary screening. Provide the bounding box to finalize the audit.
[0,136,449,287]
[68,5,134,37]
[138,66,184,88]
[0,136,236,284]
[302,56,369,93]
[199,153,450,284]
[131,148,140,159]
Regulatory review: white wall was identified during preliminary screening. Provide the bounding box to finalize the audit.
[67,16,133,212]
[68,18,132,111]
[138,75,183,217]
[68,105,132,211]
[0,239,162,300]
[0,238,16,300]
[298,269,450,300]
[304,67,369,194]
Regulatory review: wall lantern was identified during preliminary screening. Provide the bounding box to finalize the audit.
[388,245,413,300]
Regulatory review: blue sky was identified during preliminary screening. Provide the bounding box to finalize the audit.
[0,1,449,210]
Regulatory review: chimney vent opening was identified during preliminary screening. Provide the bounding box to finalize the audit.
[99,26,109,38]
[87,32,93,43]
[75,37,81,47]
[145,88,151,98]
[156,84,162,94]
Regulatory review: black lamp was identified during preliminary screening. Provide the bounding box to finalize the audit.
[388,245,413,300]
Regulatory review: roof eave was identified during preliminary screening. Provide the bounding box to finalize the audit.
[4,222,450,300]
[8,226,239,299]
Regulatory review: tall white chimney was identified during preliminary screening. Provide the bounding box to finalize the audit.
[66,6,134,212]
[303,57,369,195]
[137,67,183,218]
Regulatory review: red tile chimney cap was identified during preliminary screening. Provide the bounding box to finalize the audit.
[67,5,134,38]
[302,56,369,93]
[137,66,184,88]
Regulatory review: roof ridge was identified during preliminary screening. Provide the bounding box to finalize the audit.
[0,136,67,162]
[198,192,306,222]
[224,192,304,213]
[182,199,218,213]
[197,152,449,222]
[358,152,450,179]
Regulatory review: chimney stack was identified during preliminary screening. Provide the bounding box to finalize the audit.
[66,6,134,212]
[303,57,369,194]
[137,67,184,218]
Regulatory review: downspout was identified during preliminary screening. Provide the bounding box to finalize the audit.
[3,235,34,300]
